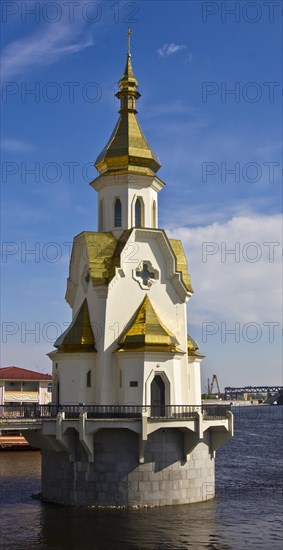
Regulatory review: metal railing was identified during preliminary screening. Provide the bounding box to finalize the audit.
[0,404,57,419]
[0,403,231,421]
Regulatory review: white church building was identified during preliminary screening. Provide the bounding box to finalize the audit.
[27,35,233,506]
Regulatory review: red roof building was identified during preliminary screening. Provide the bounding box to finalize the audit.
[0,367,52,406]
[0,366,52,380]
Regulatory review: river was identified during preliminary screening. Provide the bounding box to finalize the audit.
[0,406,282,549]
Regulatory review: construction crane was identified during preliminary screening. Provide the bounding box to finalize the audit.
[207,375,221,396]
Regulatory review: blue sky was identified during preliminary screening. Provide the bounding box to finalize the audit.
[1,0,282,389]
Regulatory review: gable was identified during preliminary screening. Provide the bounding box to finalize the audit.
[66,228,192,307]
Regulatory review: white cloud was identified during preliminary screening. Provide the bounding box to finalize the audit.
[143,100,196,119]
[157,43,188,58]
[1,21,93,79]
[1,139,34,152]
[167,214,282,326]
[160,199,273,229]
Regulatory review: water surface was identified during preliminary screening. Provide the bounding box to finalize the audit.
[0,406,282,549]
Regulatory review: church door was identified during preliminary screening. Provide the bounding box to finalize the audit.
[151,375,165,417]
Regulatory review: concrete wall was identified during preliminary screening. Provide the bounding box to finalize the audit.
[41,428,215,506]
[52,354,97,405]
[116,353,184,406]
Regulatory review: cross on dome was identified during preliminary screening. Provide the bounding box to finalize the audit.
[126,27,132,55]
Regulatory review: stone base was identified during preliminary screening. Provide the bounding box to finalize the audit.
[41,428,215,506]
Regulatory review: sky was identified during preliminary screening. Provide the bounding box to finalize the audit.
[1,0,282,390]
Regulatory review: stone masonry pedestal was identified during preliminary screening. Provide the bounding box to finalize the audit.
[41,428,215,506]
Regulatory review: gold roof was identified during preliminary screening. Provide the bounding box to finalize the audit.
[94,54,161,177]
[54,299,96,353]
[169,239,193,293]
[118,51,139,91]
[83,232,119,286]
[187,334,205,358]
[118,295,183,352]
[66,231,134,305]
[66,230,193,309]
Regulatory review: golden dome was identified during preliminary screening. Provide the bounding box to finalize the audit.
[118,295,183,352]
[94,54,161,177]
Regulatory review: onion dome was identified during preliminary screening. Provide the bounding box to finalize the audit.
[94,35,161,177]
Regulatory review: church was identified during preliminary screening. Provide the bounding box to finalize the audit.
[32,32,233,506]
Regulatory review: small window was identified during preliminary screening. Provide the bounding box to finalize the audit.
[130,381,138,387]
[135,198,142,227]
[114,198,122,227]
[98,200,104,231]
[5,382,21,391]
[87,370,92,388]
[119,369,122,388]
[22,382,38,392]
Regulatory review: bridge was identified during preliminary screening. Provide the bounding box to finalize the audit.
[224,386,283,400]
[0,403,231,431]
[0,403,234,462]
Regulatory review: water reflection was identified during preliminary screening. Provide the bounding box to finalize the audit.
[38,501,223,550]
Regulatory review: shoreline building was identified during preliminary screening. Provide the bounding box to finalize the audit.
[0,366,52,449]
[0,367,52,408]
[26,36,233,506]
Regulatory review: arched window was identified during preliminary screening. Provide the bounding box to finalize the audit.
[152,200,157,228]
[135,198,142,227]
[114,198,122,227]
[98,200,104,231]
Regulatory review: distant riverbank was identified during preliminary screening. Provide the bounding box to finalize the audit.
[202,399,268,406]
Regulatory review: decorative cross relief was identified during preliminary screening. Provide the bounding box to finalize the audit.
[133,261,159,290]
[136,263,155,285]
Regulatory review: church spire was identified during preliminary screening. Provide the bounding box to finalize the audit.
[94,30,161,177]
[116,48,140,115]
[116,28,140,114]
